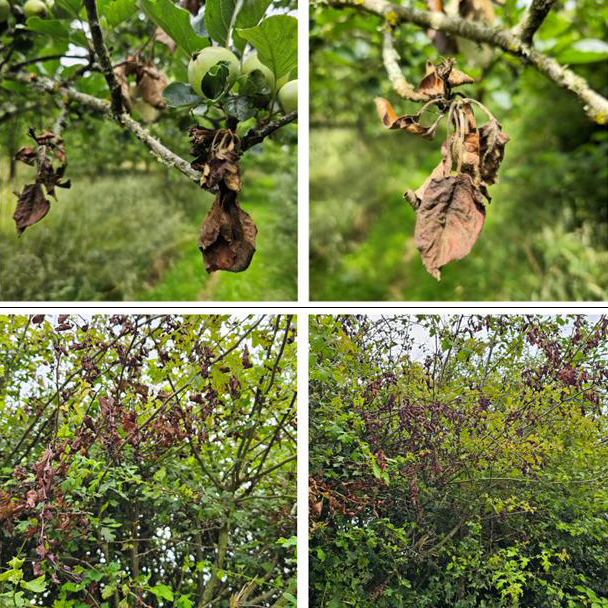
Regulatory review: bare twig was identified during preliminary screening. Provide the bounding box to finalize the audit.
[318,0,608,124]
[83,0,124,118]
[512,0,558,46]
[382,27,427,101]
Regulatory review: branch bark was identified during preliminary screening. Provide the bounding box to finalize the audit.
[241,112,297,151]
[512,0,558,46]
[382,27,427,102]
[83,0,124,118]
[6,71,202,184]
[319,0,608,124]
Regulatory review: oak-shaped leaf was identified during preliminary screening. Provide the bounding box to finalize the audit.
[414,173,485,280]
[198,190,257,273]
[13,183,50,235]
[479,119,509,185]
[375,97,438,140]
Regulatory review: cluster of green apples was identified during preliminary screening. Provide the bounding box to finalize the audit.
[187,46,297,114]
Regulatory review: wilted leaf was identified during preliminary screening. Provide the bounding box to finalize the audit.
[137,65,167,109]
[14,146,37,166]
[418,61,445,97]
[374,97,438,140]
[198,191,257,273]
[414,174,485,280]
[479,119,509,185]
[155,26,177,53]
[13,183,50,234]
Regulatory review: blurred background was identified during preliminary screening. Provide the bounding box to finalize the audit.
[310,0,608,301]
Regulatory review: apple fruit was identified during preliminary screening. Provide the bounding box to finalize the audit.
[23,0,47,17]
[0,0,10,21]
[188,46,240,98]
[242,52,275,89]
[278,80,297,114]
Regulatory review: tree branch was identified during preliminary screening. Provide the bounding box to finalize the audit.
[512,0,558,46]
[6,71,202,184]
[382,27,427,102]
[241,112,297,151]
[83,0,124,118]
[319,0,608,124]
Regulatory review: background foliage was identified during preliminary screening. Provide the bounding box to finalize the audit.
[310,314,608,607]
[310,1,608,301]
[0,314,296,608]
[0,0,297,301]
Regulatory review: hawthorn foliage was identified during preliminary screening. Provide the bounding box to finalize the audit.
[0,314,296,608]
[310,314,608,608]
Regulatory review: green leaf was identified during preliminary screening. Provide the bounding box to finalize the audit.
[205,0,238,47]
[233,0,272,52]
[222,95,257,121]
[201,61,230,100]
[101,585,116,600]
[8,557,24,570]
[371,462,381,479]
[192,104,208,116]
[240,70,272,108]
[150,584,174,601]
[236,15,297,80]
[25,17,70,41]
[140,0,209,55]
[98,0,138,27]
[21,575,46,593]
[163,82,201,107]
[557,39,608,64]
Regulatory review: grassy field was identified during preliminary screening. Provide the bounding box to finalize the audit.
[1,148,296,301]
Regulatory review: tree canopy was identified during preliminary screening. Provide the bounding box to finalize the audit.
[0,314,296,608]
[310,314,608,607]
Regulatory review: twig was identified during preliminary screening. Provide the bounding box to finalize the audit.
[381,27,427,101]
[318,0,608,124]
[7,54,89,71]
[241,112,297,151]
[6,71,202,184]
[83,0,124,118]
[512,0,558,46]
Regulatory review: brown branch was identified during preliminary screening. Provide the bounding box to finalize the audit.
[241,112,297,151]
[512,0,558,46]
[319,0,608,124]
[83,0,124,118]
[382,27,428,101]
[6,71,202,183]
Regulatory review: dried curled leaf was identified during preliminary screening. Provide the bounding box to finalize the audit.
[479,119,510,185]
[12,128,70,233]
[190,127,242,191]
[375,97,439,140]
[198,190,257,273]
[418,59,474,97]
[414,174,486,280]
[13,183,50,235]
[136,65,168,109]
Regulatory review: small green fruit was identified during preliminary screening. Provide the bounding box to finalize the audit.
[278,80,297,114]
[188,46,240,98]
[242,52,274,90]
[0,0,10,21]
[133,99,160,124]
[24,0,47,17]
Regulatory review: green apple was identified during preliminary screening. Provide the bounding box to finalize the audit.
[278,80,297,114]
[133,99,160,124]
[0,0,10,21]
[242,52,274,90]
[188,46,240,98]
[23,0,47,17]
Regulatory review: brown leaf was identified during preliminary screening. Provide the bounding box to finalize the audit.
[242,344,252,368]
[414,174,486,280]
[155,27,177,53]
[447,67,475,87]
[374,97,438,140]
[14,146,37,166]
[405,161,446,209]
[479,119,509,185]
[13,183,50,234]
[113,64,133,111]
[418,62,446,97]
[198,191,257,273]
[136,65,167,109]
[32,314,45,324]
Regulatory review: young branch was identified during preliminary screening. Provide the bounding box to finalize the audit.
[83,0,124,118]
[319,0,608,124]
[382,27,427,102]
[512,0,558,46]
[241,112,297,151]
[6,72,202,184]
